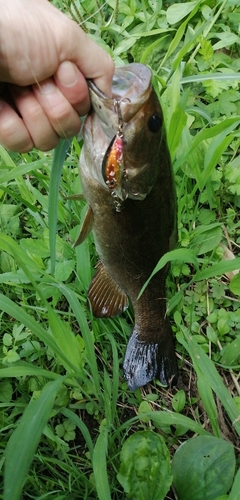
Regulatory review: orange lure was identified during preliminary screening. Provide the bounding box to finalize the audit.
[102,133,123,190]
[102,99,125,191]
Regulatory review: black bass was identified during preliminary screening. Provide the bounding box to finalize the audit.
[77,63,178,390]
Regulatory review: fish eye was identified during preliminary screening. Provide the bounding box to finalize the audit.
[148,114,162,133]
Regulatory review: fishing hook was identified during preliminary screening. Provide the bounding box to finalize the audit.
[113,97,131,136]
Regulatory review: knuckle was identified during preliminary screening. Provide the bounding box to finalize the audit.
[49,101,73,122]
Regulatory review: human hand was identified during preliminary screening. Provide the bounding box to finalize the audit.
[0,0,114,152]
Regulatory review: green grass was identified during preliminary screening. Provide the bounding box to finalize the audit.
[1,1,240,499]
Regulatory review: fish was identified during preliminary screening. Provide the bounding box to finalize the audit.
[77,63,178,390]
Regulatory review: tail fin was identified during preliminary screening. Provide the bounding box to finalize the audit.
[123,328,178,390]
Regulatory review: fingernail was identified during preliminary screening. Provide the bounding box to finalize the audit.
[37,79,56,95]
[57,61,78,88]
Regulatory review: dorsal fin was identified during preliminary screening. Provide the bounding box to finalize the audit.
[88,262,128,318]
[74,205,94,247]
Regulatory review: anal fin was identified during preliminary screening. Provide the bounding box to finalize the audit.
[88,262,128,318]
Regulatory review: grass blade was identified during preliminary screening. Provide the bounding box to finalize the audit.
[195,258,240,281]
[108,334,119,424]
[48,306,84,372]
[0,145,16,167]
[49,138,72,275]
[138,411,210,436]
[181,72,240,84]
[197,375,221,437]
[229,467,240,500]
[61,408,94,460]
[92,424,112,500]
[0,293,78,373]
[0,159,46,183]
[4,377,63,500]
[178,331,240,436]
[160,0,202,72]
[138,249,199,298]
[0,362,59,380]
[52,283,102,398]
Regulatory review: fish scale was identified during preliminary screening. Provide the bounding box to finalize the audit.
[77,63,178,390]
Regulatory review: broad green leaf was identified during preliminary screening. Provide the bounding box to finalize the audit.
[0,204,19,224]
[54,259,75,281]
[138,401,152,422]
[117,431,172,500]
[20,237,50,259]
[172,389,186,413]
[114,35,137,56]
[191,225,222,255]
[229,273,240,297]
[0,233,43,275]
[220,337,240,367]
[4,377,63,500]
[172,435,236,500]
[0,380,13,403]
[213,32,240,50]
[167,1,200,25]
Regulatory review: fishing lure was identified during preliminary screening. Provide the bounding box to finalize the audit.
[102,99,128,211]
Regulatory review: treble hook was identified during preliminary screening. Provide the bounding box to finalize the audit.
[113,97,131,136]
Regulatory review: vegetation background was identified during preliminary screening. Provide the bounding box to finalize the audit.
[0,0,240,499]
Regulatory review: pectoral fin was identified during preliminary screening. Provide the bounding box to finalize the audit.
[74,205,94,247]
[88,262,128,318]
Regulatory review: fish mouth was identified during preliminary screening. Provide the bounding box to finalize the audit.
[88,63,152,126]
[84,64,154,205]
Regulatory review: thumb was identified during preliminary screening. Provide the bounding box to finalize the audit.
[55,60,90,115]
[58,21,115,97]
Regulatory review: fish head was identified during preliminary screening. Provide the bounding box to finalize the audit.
[81,63,165,204]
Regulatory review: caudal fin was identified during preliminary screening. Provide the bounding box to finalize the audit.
[123,328,178,390]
